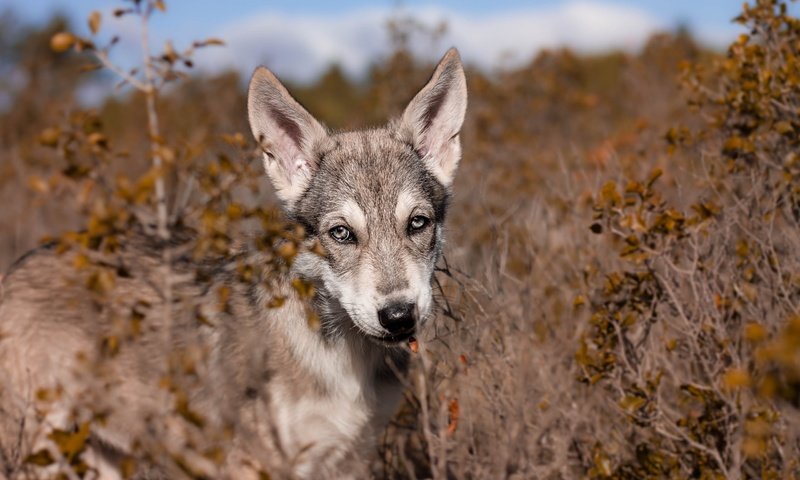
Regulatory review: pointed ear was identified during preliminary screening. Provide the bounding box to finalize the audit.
[399,48,467,187]
[248,67,328,208]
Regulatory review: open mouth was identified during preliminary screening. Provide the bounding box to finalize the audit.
[367,330,416,345]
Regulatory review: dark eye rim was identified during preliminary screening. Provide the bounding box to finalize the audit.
[329,225,356,244]
[408,215,431,234]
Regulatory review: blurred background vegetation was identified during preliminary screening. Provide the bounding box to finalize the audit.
[0,4,707,272]
[1,0,800,478]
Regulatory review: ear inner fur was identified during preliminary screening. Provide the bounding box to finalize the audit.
[398,48,468,188]
[247,66,329,206]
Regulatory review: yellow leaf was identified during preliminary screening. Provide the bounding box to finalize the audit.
[120,457,137,478]
[310,239,327,257]
[267,296,285,308]
[226,203,244,220]
[102,335,120,356]
[38,127,61,147]
[27,176,49,194]
[73,253,89,270]
[619,395,646,412]
[666,338,679,352]
[163,41,178,63]
[277,242,297,260]
[48,422,90,460]
[774,121,793,135]
[573,295,586,308]
[742,437,766,458]
[218,285,231,305]
[647,168,663,187]
[306,310,320,330]
[25,450,55,466]
[88,11,101,35]
[157,145,175,163]
[620,213,646,232]
[722,368,751,390]
[50,32,75,52]
[722,135,754,155]
[740,282,757,302]
[744,418,771,437]
[174,391,206,428]
[221,132,246,147]
[87,132,108,148]
[291,278,315,298]
[86,269,116,294]
[735,240,749,257]
[599,181,621,206]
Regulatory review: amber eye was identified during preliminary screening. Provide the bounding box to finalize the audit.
[408,215,430,234]
[329,225,355,243]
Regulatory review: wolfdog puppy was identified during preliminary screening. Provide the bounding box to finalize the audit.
[0,48,467,478]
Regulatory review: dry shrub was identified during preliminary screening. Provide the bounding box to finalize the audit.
[577,2,800,477]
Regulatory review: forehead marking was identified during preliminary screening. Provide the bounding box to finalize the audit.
[340,198,367,234]
[395,190,419,225]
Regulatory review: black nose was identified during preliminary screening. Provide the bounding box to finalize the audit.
[377,303,416,335]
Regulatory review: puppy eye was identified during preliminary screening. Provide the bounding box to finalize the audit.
[408,215,430,234]
[329,225,355,243]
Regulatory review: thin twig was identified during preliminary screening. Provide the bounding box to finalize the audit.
[93,50,149,92]
[136,1,173,346]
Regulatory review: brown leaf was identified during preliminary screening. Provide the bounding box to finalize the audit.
[157,145,175,163]
[38,127,61,147]
[162,41,178,64]
[267,296,286,309]
[447,399,459,436]
[87,132,108,149]
[291,278,315,298]
[25,450,55,466]
[775,120,794,135]
[28,176,49,194]
[48,422,90,460]
[277,242,297,260]
[221,132,246,147]
[50,32,75,52]
[722,368,751,390]
[619,395,647,412]
[174,391,206,428]
[78,62,103,73]
[408,337,418,353]
[88,11,101,35]
[194,38,226,48]
[306,310,320,330]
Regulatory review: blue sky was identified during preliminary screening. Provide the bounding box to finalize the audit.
[1,1,759,82]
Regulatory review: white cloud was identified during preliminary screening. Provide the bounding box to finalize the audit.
[194,1,676,83]
[195,8,389,83]
[431,2,662,69]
